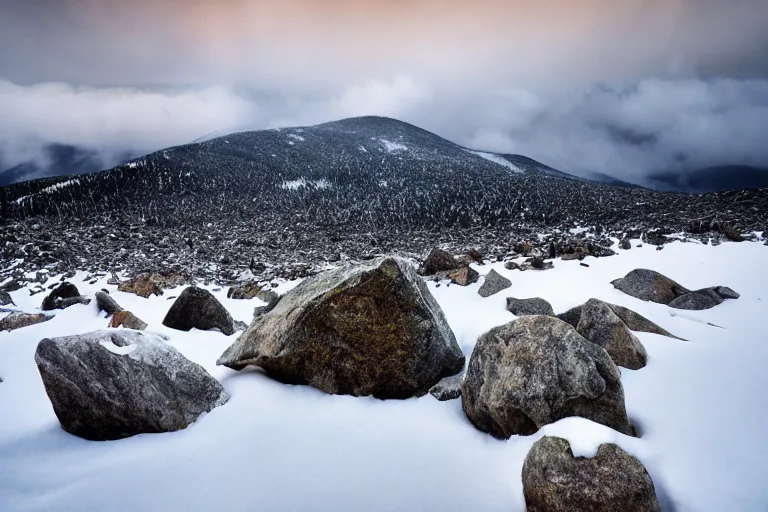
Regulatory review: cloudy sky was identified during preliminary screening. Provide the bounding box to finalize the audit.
[1,0,768,183]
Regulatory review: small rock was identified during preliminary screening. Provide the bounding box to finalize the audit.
[580,262,590,267]
[522,436,660,512]
[0,313,52,332]
[422,248,458,275]
[95,291,123,316]
[619,238,632,250]
[429,374,463,401]
[477,269,512,298]
[227,281,263,300]
[444,266,479,286]
[109,310,149,330]
[163,287,237,335]
[506,297,555,317]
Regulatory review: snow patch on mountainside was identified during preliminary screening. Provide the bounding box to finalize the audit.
[380,139,408,153]
[465,150,524,173]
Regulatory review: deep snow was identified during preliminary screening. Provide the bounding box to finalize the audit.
[1,239,768,511]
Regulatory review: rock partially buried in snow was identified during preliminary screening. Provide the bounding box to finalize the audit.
[667,286,741,311]
[477,269,512,298]
[217,257,464,399]
[429,374,463,401]
[559,301,684,341]
[506,297,555,317]
[522,436,660,512]
[95,291,123,316]
[163,286,237,335]
[461,315,633,439]
[109,310,148,330]
[34,330,229,441]
[611,269,689,304]
[41,282,91,311]
[576,299,648,370]
[0,290,14,306]
[0,312,52,332]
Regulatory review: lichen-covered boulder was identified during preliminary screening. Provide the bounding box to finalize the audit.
[461,316,633,439]
[163,287,237,335]
[507,297,555,317]
[422,248,458,275]
[35,330,229,441]
[0,313,52,332]
[576,299,648,370]
[523,436,660,512]
[611,269,689,304]
[218,257,464,399]
[477,269,512,298]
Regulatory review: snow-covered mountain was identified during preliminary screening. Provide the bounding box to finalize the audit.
[3,116,766,232]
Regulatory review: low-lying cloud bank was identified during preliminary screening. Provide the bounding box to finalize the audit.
[1,75,767,185]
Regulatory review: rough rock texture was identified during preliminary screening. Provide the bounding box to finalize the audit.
[444,266,479,286]
[227,281,266,300]
[95,291,123,316]
[715,286,740,299]
[668,289,722,310]
[461,316,633,439]
[557,305,584,328]
[0,312,52,332]
[604,303,685,340]
[162,287,236,335]
[619,238,632,250]
[0,290,14,306]
[576,299,648,370]
[611,269,689,304]
[118,273,165,298]
[218,257,465,399]
[34,330,229,440]
[42,282,90,311]
[429,374,463,401]
[523,436,660,512]
[109,310,148,330]
[477,269,512,298]
[506,297,555,317]
[422,248,458,275]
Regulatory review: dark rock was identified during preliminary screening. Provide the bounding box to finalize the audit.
[668,288,724,310]
[0,290,14,306]
[107,272,120,285]
[714,286,740,299]
[557,305,584,328]
[522,436,660,512]
[611,269,689,304]
[467,248,484,264]
[530,256,554,270]
[0,312,52,332]
[41,282,85,311]
[576,299,648,370]
[548,241,557,259]
[477,269,512,298]
[163,287,236,335]
[461,315,633,439]
[506,297,555,317]
[429,374,463,401]
[422,248,458,275]
[218,257,464,399]
[619,238,631,250]
[1,280,23,292]
[34,330,229,441]
[109,310,149,330]
[95,291,123,316]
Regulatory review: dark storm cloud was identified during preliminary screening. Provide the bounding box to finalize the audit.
[1,0,768,183]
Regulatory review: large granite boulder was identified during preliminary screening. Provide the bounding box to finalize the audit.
[41,282,90,311]
[422,248,459,275]
[35,330,229,440]
[611,269,689,304]
[506,297,555,317]
[523,436,660,512]
[218,257,464,399]
[477,269,512,298]
[461,316,633,439]
[576,299,648,370]
[163,287,237,335]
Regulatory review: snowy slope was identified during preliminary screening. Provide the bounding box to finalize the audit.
[1,239,768,511]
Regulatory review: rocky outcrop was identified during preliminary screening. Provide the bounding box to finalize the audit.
[41,282,90,311]
[611,269,689,304]
[0,312,52,332]
[612,269,739,310]
[218,257,464,399]
[163,287,237,335]
[477,269,512,298]
[34,330,229,441]
[522,436,660,512]
[506,297,555,317]
[422,248,459,275]
[118,273,165,298]
[576,299,648,370]
[461,316,633,439]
